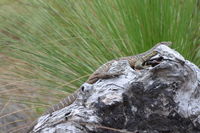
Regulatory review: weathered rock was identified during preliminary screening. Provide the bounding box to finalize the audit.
[30,45,200,133]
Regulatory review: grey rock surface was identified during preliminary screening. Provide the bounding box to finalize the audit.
[31,45,200,133]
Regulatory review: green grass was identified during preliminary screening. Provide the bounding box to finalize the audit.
[1,0,199,90]
[0,0,199,132]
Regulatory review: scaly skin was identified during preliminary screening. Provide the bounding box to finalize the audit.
[86,41,171,84]
[26,41,172,133]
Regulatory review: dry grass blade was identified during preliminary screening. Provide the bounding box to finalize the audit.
[79,121,136,133]
[0,106,46,120]
[0,119,27,128]
[0,97,11,115]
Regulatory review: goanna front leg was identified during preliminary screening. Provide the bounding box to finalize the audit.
[86,71,123,84]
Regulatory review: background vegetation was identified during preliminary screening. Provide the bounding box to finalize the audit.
[0,0,199,132]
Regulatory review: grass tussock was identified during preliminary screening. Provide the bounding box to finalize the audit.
[0,0,199,132]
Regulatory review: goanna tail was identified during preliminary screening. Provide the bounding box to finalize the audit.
[25,92,78,133]
[45,92,78,114]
